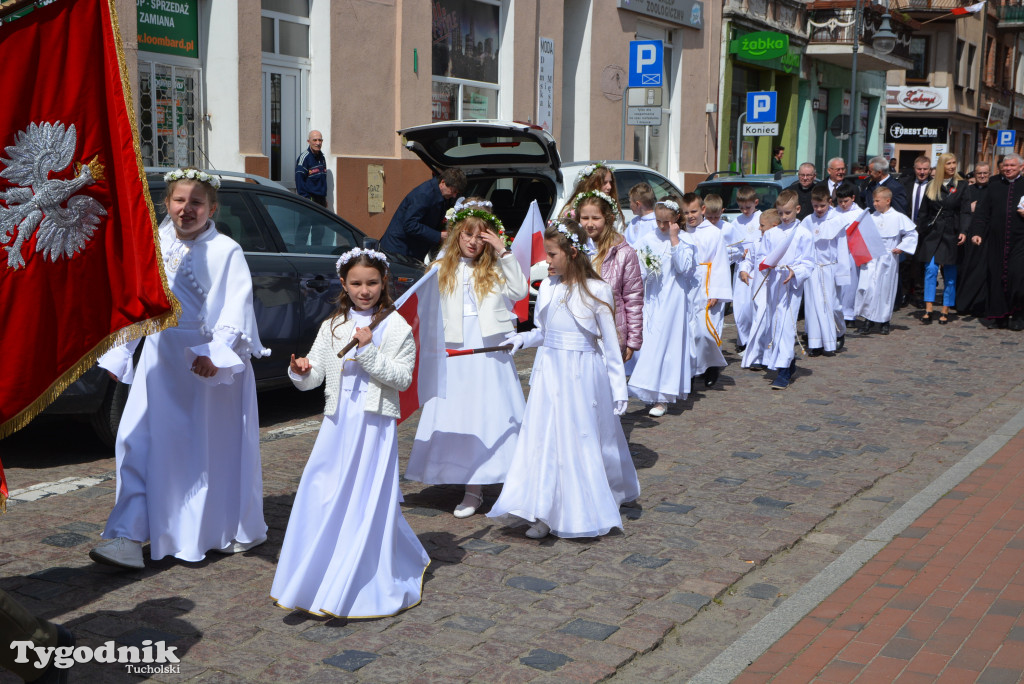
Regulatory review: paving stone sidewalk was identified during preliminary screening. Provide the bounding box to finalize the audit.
[735,417,1024,684]
[2,307,1023,682]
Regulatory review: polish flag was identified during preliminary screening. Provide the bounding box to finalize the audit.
[510,200,547,321]
[758,223,799,271]
[951,1,985,15]
[845,209,887,267]
[395,267,446,423]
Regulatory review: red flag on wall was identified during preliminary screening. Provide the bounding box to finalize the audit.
[0,0,178,464]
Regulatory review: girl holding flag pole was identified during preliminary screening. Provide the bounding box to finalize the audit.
[271,247,429,619]
[405,201,528,518]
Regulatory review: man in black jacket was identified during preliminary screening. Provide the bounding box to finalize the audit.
[861,156,909,215]
[786,163,817,219]
[969,154,1024,328]
[379,168,467,261]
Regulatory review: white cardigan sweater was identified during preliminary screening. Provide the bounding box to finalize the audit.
[290,311,414,418]
[439,253,529,344]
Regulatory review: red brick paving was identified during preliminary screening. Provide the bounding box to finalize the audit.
[742,432,1024,683]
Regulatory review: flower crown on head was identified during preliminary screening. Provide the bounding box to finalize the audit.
[572,189,620,215]
[575,162,614,186]
[446,202,509,248]
[546,218,597,257]
[164,168,221,189]
[656,199,680,212]
[335,247,389,275]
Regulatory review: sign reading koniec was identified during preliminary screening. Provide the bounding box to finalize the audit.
[137,0,198,59]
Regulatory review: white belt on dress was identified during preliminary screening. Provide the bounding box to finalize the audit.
[543,329,598,353]
[174,319,203,331]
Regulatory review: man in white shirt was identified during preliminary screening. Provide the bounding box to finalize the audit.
[816,157,847,203]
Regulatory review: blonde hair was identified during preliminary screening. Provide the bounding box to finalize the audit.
[703,193,724,214]
[577,195,620,271]
[435,215,504,302]
[759,209,781,229]
[926,153,962,201]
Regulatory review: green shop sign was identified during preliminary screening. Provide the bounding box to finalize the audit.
[729,31,789,61]
[137,0,198,59]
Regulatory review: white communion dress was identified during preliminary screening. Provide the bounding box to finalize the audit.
[487,277,639,538]
[97,220,269,562]
[271,310,429,618]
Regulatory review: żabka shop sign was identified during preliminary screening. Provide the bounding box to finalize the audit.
[729,31,790,61]
[137,0,198,59]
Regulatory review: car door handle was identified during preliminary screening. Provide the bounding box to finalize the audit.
[304,276,330,292]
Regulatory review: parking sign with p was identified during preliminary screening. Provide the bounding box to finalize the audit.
[629,40,663,87]
[747,91,777,123]
[997,129,1016,148]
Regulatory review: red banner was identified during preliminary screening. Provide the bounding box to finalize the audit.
[0,0,178,451]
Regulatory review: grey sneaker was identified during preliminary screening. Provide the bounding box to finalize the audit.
[212,536,267,554]
[90,537,144,569]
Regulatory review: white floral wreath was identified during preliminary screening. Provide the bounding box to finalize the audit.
[575,162,614,186]
[335,247,389,275]
[656,199,680,212]
[445,197,494,222]
[547,218,597,257]
[164,168,221,189]
[572,189,620,216]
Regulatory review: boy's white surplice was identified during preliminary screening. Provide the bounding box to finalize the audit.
[723,210,763,345]
[624,211,657,246]
[833,203,862,321]
[687,220,731,376]
[488,277,639,538]
[800,209,844,351]
[627,228,698,403]
[98,220,268,562]
[853,208,918,323]
[741,220,815,371]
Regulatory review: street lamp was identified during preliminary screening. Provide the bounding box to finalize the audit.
[847,3,898,165]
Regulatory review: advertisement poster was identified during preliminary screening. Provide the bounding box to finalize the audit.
[433,0,500,84]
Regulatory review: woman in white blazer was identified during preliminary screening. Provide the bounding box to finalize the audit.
[406,199,529,517]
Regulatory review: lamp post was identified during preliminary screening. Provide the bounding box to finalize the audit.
[846,3,897,165]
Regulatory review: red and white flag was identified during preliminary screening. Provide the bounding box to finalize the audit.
[395,266,446,423]
[510,200,547,321]
[0,0,178,506]
[758,223,799,271]
[952,1,985,15]
[845,209,887,267]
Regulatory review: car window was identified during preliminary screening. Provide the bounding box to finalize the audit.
[255,194,358,255]
[697,183,780,213]
[213,192,269,252]
[638,171,682,201]
[613,170,681,206]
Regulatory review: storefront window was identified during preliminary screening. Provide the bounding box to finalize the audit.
[431,0,501,121]
[138,61,201,168]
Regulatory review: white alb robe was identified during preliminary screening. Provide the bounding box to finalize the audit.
[832,203,861,320]
[853,209,918,323]
[800,210,844,351]
[741,220,815,371]
[686,220,731,376]
[723,211,762,345]
[624,212,657,246]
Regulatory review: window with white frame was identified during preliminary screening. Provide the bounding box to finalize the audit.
[261,0,310,185]
[431,0,501,121]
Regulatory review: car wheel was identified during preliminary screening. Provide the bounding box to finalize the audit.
[89,380,129,448]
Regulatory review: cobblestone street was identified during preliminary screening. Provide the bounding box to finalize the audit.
[2,305,1023,683]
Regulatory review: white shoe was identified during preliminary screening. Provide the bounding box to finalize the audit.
[90,537,145,569]
[453,491,484,519]
[525,521,550,539]
[648,403,668,417]
[212,536,267,554]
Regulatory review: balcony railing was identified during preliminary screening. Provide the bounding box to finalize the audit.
[890,0,977,10]
[999,4,1024,24]
[807,5,914,61]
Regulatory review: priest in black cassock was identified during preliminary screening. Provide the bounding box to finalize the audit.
[956,162,991,316]
[969,154,1024,329]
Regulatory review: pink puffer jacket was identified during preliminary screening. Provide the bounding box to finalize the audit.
[599,240,644,353]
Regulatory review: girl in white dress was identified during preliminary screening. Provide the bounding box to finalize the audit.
[488,220,637,540]
[90,168,269,570]
[406,200,528,517]
[627,197,698,417]
[272,248,429,619]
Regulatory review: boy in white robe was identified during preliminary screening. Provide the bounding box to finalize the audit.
[685,194,731,387]
[832,184,862,329]
[740,191,815,390]
[853,186,918,335]
[800,186,844,356]
[625,182,657,246]
[722,186,762,352]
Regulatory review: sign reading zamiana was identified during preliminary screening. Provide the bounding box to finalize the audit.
[137,0,198,59]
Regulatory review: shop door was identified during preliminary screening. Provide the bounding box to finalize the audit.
[262,66,303,188]
[138,61,202,168]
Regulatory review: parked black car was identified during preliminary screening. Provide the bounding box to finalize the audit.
[45,171,427,446]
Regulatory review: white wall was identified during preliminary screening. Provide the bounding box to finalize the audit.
[203,0,243,170]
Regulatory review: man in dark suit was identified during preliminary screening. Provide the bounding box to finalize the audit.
[902,155,933,223]
[379,168,467,261]
[815,157,847,203]
[786,163,817,219]
[970,153,1024,329]
[861,156,909,215]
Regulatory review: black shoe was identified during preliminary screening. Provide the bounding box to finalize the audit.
[1010,317,1024,331]
[879,322,891,335]
[836,335,845,351]
[736,343,747,353]
[823,350,836,357]
[996,318,1010,329]
[800,334,809,346]
[921,311,933,325]
[807,347,823,357]
[749,363,766,371]
[845,319,857,329]
[857,320,872,335]
[704,367,720,387]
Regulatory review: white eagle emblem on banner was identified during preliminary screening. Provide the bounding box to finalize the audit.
[0,121,106,269]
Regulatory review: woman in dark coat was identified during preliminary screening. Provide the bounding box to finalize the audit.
[956,163,991,316]
[916,153,966,324]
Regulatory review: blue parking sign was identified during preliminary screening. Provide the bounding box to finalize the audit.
[997,129,1016,147]
[629,40,663,87]
[747,91,777,123]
